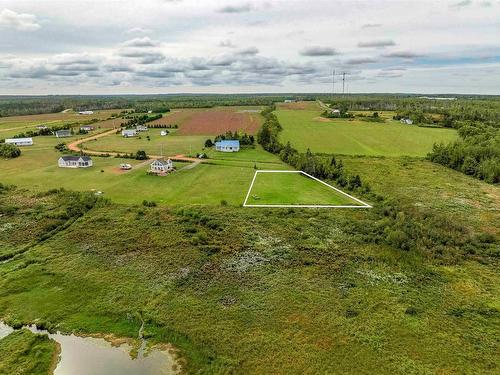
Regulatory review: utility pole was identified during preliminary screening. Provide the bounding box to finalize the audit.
[332,69,335,96]
[342,72,346,95]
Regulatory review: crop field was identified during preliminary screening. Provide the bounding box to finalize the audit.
[245,171,367,207]
[276,101,320,110]
[276,109,458,157]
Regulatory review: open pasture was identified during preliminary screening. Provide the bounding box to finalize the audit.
[276,109,458,157]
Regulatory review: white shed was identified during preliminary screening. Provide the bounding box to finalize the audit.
[5,138,33,146]
[122,129,137,137]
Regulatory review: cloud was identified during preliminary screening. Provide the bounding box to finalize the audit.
[217,3,253,13]
[345,57,378,65]
[382,51,422,59]
[299,46,339,56]
[358,40,396,48]
[451,0,472,7]
[361,23,382,29]
[126,27,152,35]
[235,46,259,56]
[0,8,41,31]
[219,39,235,48]
[122,37,159,48]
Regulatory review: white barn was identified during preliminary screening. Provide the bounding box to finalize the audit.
[150,159,173,174]
[58,156,93,168]
[215,140,240,152]
[122,129,137,137]
[5,138,33,146]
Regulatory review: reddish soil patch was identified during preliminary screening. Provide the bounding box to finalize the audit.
[148,110,197,126]
[278,101,318,110]
[177,111,261,135]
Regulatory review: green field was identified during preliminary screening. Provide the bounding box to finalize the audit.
[276,110,458,157]
[0,140,287,205]
[246,171,364,206]
[0,329,59,375]
[83,129,207,156]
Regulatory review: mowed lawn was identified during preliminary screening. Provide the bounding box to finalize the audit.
[0,142,286,205]
[276,110,458,157]
[247,171,364,206]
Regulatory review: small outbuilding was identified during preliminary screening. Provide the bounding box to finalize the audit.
[150,158,174,174]
[215,140,240,152]
[120,163,132,170]
[122,129,137,137]
[79,111,94,115]
[58,155,93,168]
[80,125,94,132]
[55,129,72,138]
[160,130,168,136]
[136,125,148,132]
[400,118,414,125]
[5,137,33,146]
[36,125,48,130]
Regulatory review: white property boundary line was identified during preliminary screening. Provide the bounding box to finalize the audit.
[243,170,372,208]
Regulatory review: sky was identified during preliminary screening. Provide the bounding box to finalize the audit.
[0,0,499,95]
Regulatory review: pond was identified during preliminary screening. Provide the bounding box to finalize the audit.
[0,321,180,375]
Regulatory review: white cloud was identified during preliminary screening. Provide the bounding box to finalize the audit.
[0,8,40,31]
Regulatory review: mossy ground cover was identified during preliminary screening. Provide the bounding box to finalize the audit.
[245,171,364,206]
[276,109,458,157]
[0,185,498,374]
[0,329,59,375]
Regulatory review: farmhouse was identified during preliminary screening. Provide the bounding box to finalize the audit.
[5,137,33,146]
[122,129,137,137]
[80,125,94,132]
[58,155,93,168]
[136,125,148,132]
[215,140,240,152]
[55,129,72,138]
[400,118,414,125]
[150,158,174,174]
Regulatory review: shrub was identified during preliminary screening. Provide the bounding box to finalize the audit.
[0,143,21,158]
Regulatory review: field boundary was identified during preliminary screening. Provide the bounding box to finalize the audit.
[243,170,372,208]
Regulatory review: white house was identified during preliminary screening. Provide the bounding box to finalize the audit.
[58,155,93,168]
[331,109,341,115]
[122,129,137,137]
[79,111,94,115]
[55,129,72,138]
[400,118,414,125]
[150,158,174,174]
[136,125,148,132]
[215,140,240,152]
[284,99,296,103]
[5,137,33,146]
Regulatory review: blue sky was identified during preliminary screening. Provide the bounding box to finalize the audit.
[0,0,499,94]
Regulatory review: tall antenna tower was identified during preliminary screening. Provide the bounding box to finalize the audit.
[332,69,336,96]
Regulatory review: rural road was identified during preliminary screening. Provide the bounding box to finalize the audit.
[67,128,202,163]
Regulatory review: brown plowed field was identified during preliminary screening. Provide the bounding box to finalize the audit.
[177,111,261,135]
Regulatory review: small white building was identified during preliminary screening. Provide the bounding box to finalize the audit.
[160,130,168,136]
[55,129,72,138]
[36,125,48,130]
[122,129,137,138]
[5,137,33,146]
[136,125,148,132]
[331,109,341,115]
[79,111,94,115]
[150,158,173,174]
[120,163,132,170]
[215,140,240,152]
[58,155,93,168]
[400,118,414,125]
[284,99,296,103]
[80,125,94,132]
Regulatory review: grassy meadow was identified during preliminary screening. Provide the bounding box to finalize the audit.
[276,109,458,157]
[0,185,498,374]
[246,172,363,206]
[0,329,59,375]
